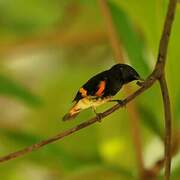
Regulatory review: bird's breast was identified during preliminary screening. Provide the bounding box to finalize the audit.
[74,96,111,110]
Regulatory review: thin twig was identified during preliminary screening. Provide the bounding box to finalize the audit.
[154,0,177,74]
[146,129,180,179]
[159,76,172,180]
[155,0,177,179]
[98,1,144,178]
[0,31,107,56]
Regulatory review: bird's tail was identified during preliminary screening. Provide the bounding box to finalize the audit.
[62,103,81,121]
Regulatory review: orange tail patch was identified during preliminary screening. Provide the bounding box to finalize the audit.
[62,103,81,121]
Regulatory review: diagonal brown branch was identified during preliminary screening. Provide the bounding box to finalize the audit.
[0,2,177,180]
[0,78,155,163]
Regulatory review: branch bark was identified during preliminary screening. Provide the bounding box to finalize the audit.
[159,76,172,180]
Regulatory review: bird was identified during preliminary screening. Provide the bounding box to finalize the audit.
[62,63,143,121]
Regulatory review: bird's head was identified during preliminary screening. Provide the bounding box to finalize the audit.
[110,64,144,84]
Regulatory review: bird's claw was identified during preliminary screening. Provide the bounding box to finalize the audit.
[110,99,124,106]
[136,80,145,87]
[116,100,123,105]
[96,113,103,123]
[117,100,126,108]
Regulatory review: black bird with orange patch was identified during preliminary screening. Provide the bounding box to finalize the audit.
[63,63,143,121]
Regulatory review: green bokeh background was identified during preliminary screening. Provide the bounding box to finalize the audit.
[0,0,179,179]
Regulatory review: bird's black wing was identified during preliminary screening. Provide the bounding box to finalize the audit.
[72,70,109,102]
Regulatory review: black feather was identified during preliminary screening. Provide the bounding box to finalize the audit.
[73,64,141,102]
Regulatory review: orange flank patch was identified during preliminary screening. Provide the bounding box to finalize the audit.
[79,87,87,97]
[95,80,106,96]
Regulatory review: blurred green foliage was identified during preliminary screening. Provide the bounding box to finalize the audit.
[109,1,150,76]
[0,0,179,179]
[0,75,42,106]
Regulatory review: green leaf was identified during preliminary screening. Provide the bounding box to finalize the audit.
[171,161,180,179]
[0,0,64,36]
[138,104,163,138]
[63,164,134,180]
[0,75,42,107]
[108,1,150,77]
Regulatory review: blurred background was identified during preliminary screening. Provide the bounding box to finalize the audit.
[0,0,179,179]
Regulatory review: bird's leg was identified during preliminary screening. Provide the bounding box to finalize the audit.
[92,106,103,123]
[108,99,124,106]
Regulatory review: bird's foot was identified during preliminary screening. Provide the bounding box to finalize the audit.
[96,113,103,123]
[136,81,145,87]
[136,76,146,87]
[109,99,124,106]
